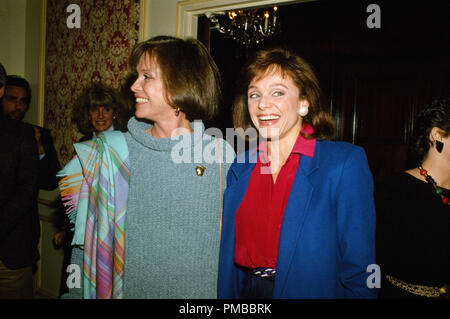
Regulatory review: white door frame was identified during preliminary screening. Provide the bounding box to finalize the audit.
[176,0,313,38]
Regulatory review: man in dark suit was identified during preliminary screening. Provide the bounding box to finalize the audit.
[1,75,61,190]
[0,64,40,298]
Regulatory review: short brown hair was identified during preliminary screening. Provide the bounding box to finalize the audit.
[129,36,222,121]
[233,47,336,140]
[73,84,129,136]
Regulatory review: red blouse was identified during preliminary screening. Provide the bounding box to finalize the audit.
[234,124,316,269]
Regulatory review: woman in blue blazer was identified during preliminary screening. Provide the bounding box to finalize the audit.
[218,47,377,299]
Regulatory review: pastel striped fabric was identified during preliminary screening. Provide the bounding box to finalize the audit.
[58,131,130,298]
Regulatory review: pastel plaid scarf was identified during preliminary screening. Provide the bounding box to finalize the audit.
[58,131,130,298]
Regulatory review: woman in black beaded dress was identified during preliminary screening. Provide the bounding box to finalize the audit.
[376,98,450,299]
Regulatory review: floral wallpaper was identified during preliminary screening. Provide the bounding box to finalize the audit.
[44,0,140,165]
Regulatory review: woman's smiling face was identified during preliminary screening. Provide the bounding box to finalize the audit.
[130,53,174,122]
[247,67,307,141]
[89,105,114,134]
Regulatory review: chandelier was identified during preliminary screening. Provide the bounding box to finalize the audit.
[206,6,280,46]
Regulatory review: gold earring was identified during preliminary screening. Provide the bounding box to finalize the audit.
[174,107,180,116]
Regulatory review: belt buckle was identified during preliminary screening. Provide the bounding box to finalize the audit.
[253,267,276,278]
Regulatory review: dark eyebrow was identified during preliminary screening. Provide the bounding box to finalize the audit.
[5,94,21,99]
[248,83,289,90]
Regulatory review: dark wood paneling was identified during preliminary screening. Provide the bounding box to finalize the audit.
[202,0,450,183]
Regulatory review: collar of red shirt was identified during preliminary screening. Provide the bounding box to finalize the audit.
[257,123,316,164]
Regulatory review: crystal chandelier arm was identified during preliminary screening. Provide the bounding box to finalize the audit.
[205,6,280,46]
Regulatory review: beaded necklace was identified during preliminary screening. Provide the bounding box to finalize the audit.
[418,165,450,206]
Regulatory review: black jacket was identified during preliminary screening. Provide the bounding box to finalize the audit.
[35,126,61,190]
[0,117,40,269]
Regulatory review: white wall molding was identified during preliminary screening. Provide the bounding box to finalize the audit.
[176,0,309,38]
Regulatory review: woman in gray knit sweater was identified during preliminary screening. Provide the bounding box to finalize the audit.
[62,36,234,299]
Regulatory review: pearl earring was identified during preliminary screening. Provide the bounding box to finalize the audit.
[298,105,309,117]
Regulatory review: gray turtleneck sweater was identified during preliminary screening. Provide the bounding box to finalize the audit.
[64,117,234,298]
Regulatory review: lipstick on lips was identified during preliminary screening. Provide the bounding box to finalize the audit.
[257,114,280,126]
[135,97,149,106]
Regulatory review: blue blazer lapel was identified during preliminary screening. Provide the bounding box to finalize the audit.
[224,163,254,214]
[228,147,258,181]
[274,144,320,296]
[220,151,256,297]
[225,152,255,221]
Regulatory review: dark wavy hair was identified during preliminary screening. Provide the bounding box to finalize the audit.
[232,47,336,140]
[411,98,450,161]
[128,35,222,121]
[73,84,129,137]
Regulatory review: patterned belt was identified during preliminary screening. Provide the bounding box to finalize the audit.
[386,275,448,298]
[252,267,276,278]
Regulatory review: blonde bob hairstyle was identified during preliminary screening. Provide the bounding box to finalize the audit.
[129,36,222,121]
[233,47,336,140]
